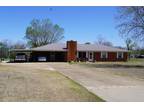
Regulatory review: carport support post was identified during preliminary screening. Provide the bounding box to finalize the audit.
[26,52,31,62]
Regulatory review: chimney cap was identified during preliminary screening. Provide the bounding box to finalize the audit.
[67,40,77,42]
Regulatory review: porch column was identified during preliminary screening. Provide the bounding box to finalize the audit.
[76,52,79,62]
[86,52,88,61]
[77,52,79,58]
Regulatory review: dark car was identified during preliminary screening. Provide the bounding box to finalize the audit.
[136,55,144,58]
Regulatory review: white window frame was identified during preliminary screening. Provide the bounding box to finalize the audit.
[101,52,108,59]
[38,56,47,61]
[88,52,94,61]
[117,52,124,59]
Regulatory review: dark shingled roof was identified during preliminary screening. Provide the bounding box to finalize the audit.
[29,43,128,52]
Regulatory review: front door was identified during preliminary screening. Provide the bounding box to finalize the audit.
[88,52,93,61]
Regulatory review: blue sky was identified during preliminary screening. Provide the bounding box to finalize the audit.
[0,6,125,46]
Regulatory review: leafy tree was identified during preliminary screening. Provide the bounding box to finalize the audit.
[0,40,26,60]
[0,40,10,59]
[25,19,64,48]
[116,6,144,42]
[140,49,144,55]
[85,42,91,44]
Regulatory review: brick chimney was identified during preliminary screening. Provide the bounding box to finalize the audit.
[67,40,77,62]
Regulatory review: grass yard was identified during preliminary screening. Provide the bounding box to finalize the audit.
[0,63,104,102]
[128,58,144,64]
[77,58,144,67]
[77,58,144,80]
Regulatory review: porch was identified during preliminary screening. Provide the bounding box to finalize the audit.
[77,51,94,62]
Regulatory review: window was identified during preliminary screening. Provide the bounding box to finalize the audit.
[89,52,92,59]
[15,53,26,61]
[117,52,124,59]
[38,56,47,61]
[15,55,26,61]
[101,52,108,59]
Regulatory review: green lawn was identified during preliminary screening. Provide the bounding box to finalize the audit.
[128,58,144,63]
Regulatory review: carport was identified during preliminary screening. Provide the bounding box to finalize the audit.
[9,49,32,62]
[30,51,67,62]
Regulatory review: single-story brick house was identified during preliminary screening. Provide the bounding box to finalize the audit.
[10,40,128,62]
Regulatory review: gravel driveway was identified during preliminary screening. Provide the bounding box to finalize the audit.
[47,63,144,102]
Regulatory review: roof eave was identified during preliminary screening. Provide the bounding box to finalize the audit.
[77,50,128,52]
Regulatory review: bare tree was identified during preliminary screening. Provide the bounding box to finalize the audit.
[116,6,144,43]
[95,35,113,46]
[125,38,137,50]
[11,42,26,49]
[25,19,64,48]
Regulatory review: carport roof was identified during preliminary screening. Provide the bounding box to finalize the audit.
[11,43,128,52]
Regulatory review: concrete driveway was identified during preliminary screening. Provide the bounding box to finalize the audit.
[47,63,144,102]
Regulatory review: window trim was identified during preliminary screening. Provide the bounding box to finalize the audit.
[38,56,47,62]
[101,52,108,59]
[117,52,124,59]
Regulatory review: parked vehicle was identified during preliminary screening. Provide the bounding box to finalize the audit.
[136,55,144,58]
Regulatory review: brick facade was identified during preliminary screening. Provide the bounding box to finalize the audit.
[67,40,77,62]
[94,52,128,61]
[66,41,128,62]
